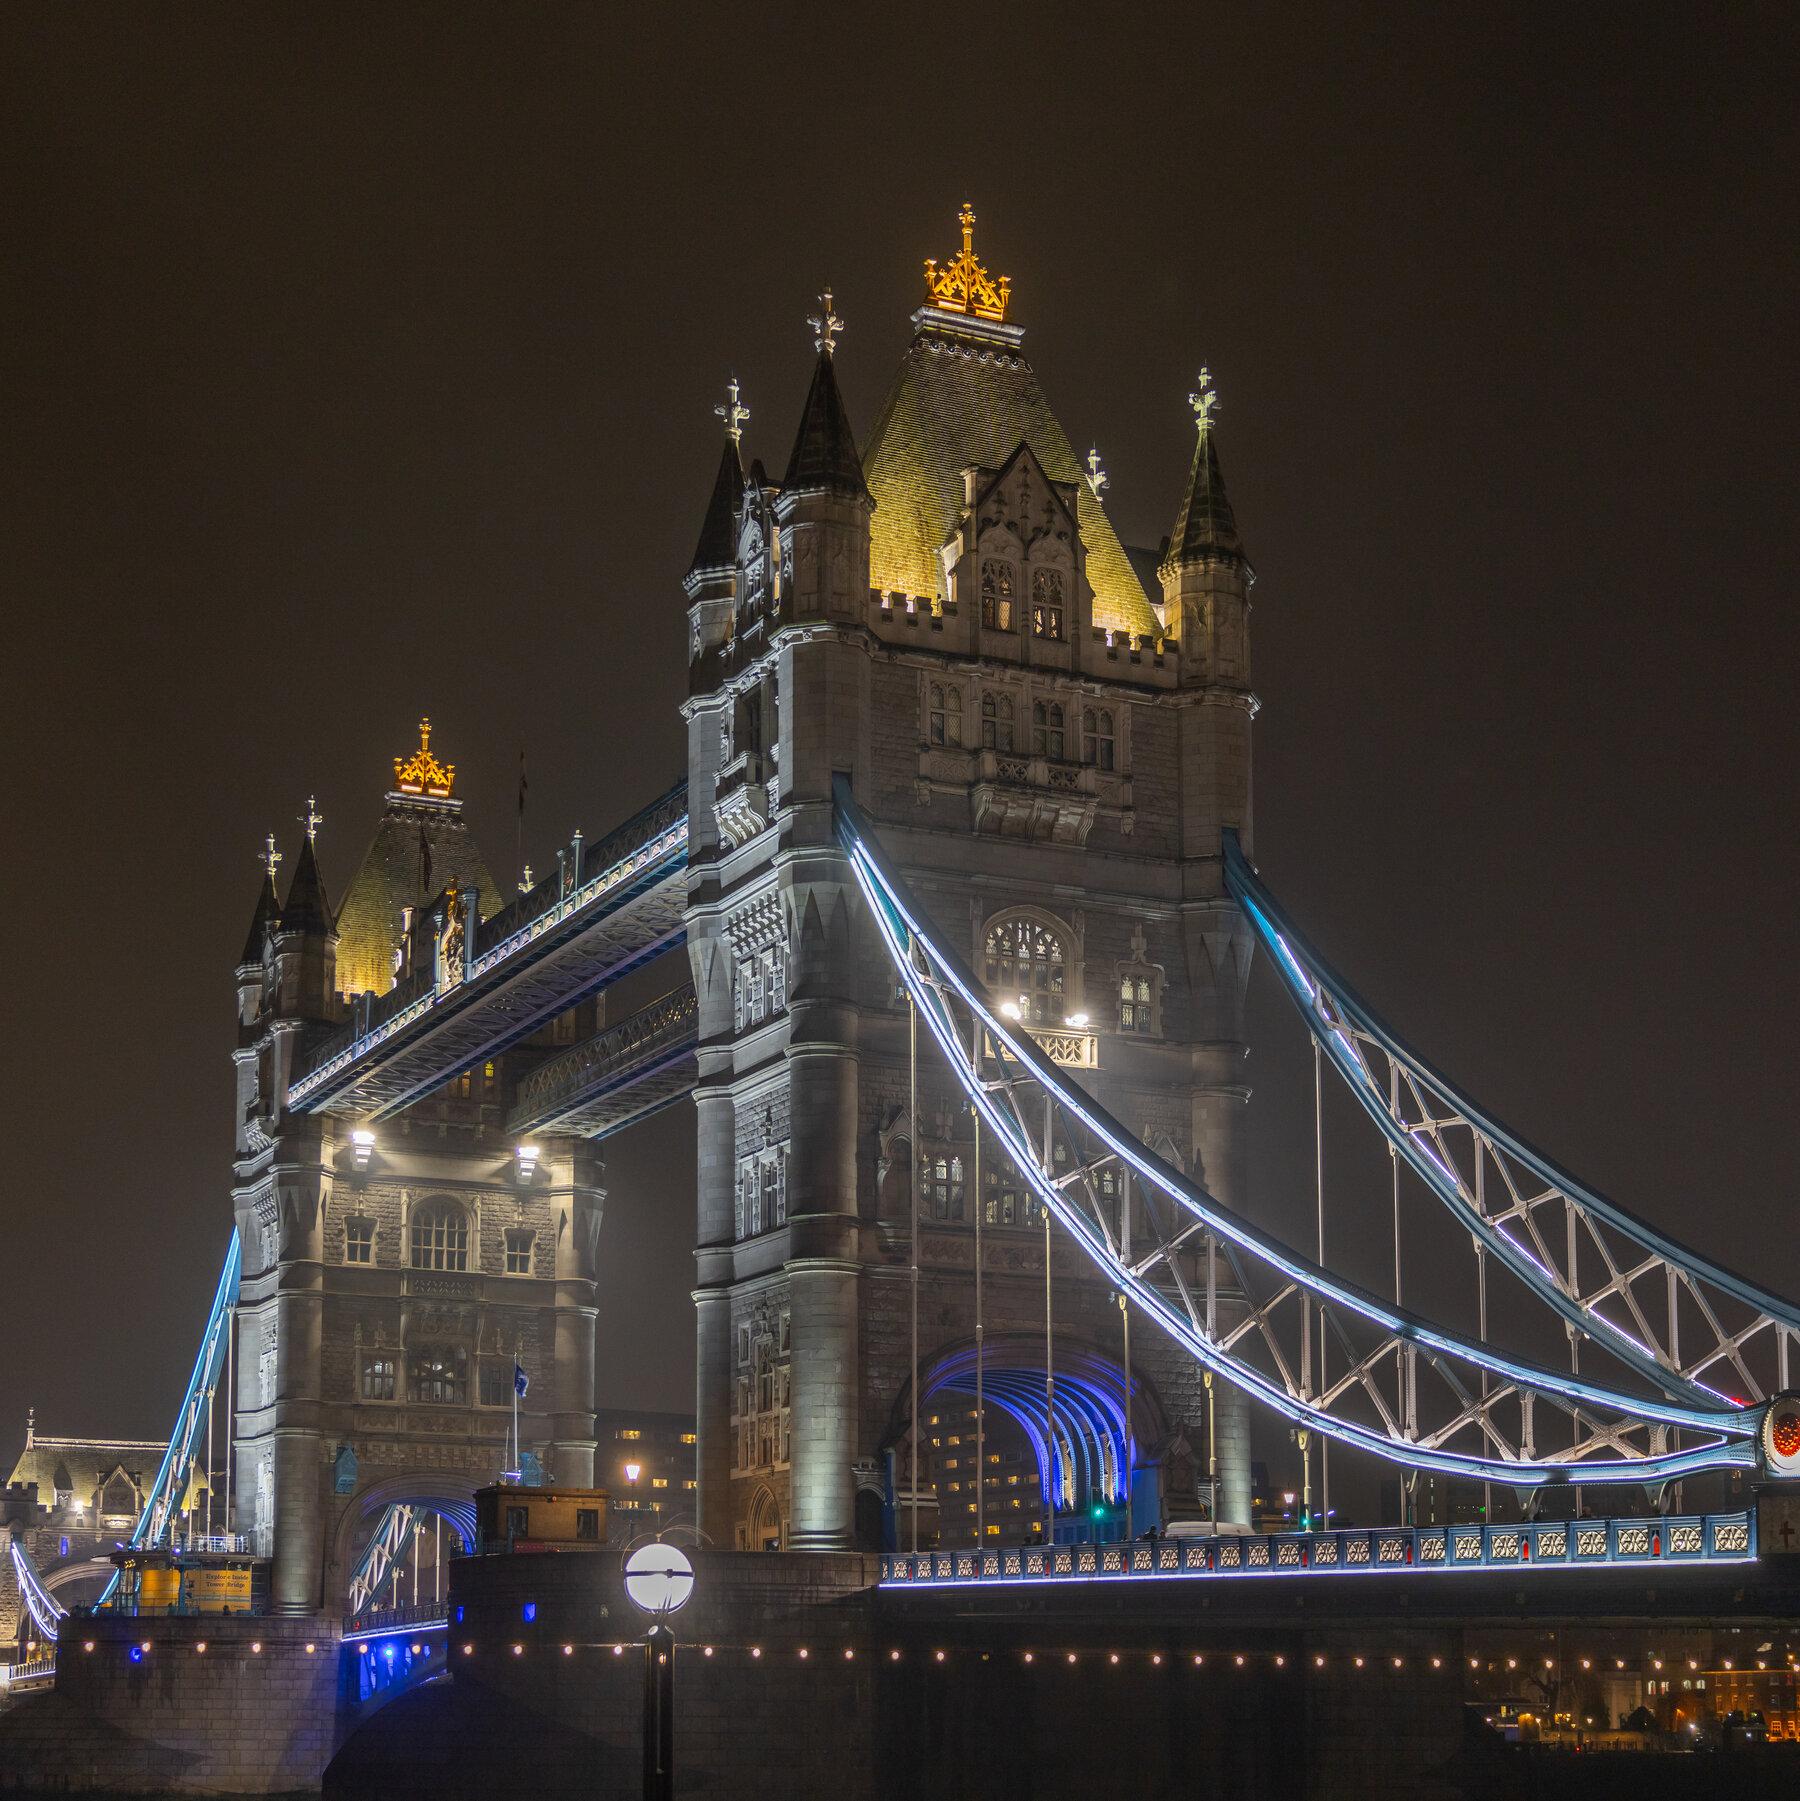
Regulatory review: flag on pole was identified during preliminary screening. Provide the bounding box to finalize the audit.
[514,1363,529,1399]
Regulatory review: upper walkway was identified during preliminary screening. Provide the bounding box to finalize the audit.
[287,783,688,1121]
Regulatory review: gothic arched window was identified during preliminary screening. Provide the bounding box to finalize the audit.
[1082,708,1115,771]
[1031,700,1065,760]
[928,683,963,747]
[1031,568,1064,640]
[980,692,1014,752]
[983,918,1065,1022]
[410,1200,468,1272]
[981,560,1015,631]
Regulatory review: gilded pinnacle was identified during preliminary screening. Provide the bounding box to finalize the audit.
[261,834,283,881]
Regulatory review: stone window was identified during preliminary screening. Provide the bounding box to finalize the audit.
[344,1217,374,1263]
[1031,700,1065,760]
[410,1200,468,1272]
[1120,973,1153,1033]
[980,691,1015,752]
[1115,929,1166,1038]
[360,1356,396,1401]
[576,1508,600,1540]
[483,1060,498,1096]
[1031,569,1064,640]
[983,918,1065,1022]
[479,1361,509,1406]
[980,559,1015,631]
[504,1228,534,1275]
[451,1068,474,1098]
[1081,708,1115,771]
[928,683,963,746]
[736,1149,789,1239]
[735,943,789,1031]
[410,1346,467,1405]
[920,1152,966,1221]
[982,1156,1045,1229]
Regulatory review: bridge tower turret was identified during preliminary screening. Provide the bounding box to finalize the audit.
[1157,381,1258,1528]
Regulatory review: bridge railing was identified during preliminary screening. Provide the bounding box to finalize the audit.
[343,1599,450,1640]
[0,1655,57,1691]
[882,1510,1757,1586]
[510,983,698,1124]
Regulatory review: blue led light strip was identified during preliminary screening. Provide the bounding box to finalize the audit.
[94,1233,242,1613]
[833,777,1759,1484]
[1222,829,1800,1405]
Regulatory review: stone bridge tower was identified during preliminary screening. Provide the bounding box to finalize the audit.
[231,735,602,1613]
[684,213,1258,1552]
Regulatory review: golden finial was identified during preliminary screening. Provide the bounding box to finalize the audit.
[715,377,750,445]
[394,717,457,799]
[1085,448,1109,500]
[298,796,323,845]
[261,835,283,882]
[923,203,1012,322]
[1189,368,1220,435]
[808,290,843,356]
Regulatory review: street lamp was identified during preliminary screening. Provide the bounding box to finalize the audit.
[625,1462,641,1521]
[623,1542,694,1801]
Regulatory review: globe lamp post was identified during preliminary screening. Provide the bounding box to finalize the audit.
[623,1542,694,1801]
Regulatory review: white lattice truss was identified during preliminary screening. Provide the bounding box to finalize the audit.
[837,778,1781,1487]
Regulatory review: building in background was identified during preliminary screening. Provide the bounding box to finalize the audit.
[594,1408,696,1539]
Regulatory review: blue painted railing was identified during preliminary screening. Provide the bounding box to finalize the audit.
[881,1510,1756,1585]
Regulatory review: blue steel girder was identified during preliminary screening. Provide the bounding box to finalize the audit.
[289,818,689,1123]
[506,982,699,1139]
[834,776,1764,1487]
[1222,830,1800,1409]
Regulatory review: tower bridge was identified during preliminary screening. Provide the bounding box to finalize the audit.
[6,207,1799,1798]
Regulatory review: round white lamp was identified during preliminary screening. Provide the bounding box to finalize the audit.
[623,1542,695,1617]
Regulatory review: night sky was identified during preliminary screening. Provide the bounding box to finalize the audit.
[5,9,1798,1517]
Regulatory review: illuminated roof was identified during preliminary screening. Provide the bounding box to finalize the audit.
[862,220,1160,636]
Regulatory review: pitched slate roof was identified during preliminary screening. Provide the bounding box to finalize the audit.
[780,349,871,501]
[279,836,335,937]
[862,325,1160,636]
[240,872,281,967]
[687,438,744,577]
[334,798,500,998]
[1166,421,1244,566]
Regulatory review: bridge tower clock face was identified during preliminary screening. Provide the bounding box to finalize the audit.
[1763,1393,1800,1477]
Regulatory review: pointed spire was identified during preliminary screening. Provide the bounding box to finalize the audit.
[687,435,744,577]
[1165,372,1243,568]
[781,345,871,502]
[279,833,335,937]
[241,868,282,966]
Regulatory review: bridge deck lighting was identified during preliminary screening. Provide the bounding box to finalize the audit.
[1276,1656,1285,1667]
[1355,1657,1364,1668]
[141,1641,151,1653]
[463,1645,473,1656]
[516,1144,540,1182]
[83,1642,94,1653]
[1067,1012,1089,1028]
[305,1644,315,1654]
[195,1643,206,1654]
[1000,1001,1021,1020]
[844,1649,854,1660]
[892,1649,902,1661]
[1194,1655,1203,1665]
[1316,1656,1325,1666]
[1236,1655,1245,1666]
[1109,1653,1119,1665]
[751,1647,761,1658]
[1152,1654,1162,1665]
[563,1645,573,1656]
[613,1645,624,1656]
[703,1646,713,1657]
[252,1642,261,1653]
[798,1648,809,1659]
